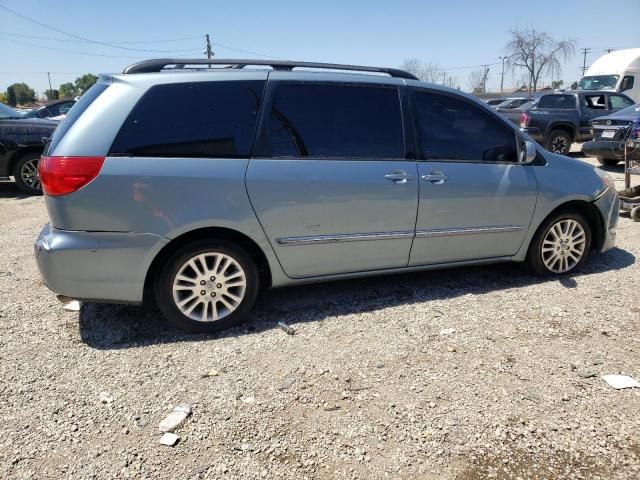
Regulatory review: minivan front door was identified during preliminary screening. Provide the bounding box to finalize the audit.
[408,88,537,266]
[246,79,419,278]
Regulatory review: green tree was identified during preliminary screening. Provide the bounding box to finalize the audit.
[0,92,7,104]
[7,82,36,104]
[74,74,98,95]
[7,86,17,106]
[45,89,60,101]
[59,82,77,99]
[551,80,564,90]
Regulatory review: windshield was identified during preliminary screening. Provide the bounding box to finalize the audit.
[0,102,20,119]
[578,75,620,90]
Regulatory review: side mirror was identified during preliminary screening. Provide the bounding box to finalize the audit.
[620,76,634,92]
[520,140,536,164]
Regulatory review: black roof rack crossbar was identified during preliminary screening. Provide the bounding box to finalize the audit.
[122,58,419,80]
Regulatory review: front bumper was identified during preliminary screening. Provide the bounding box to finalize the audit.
[34,224,168,303]
[582,140,639,161]
[594,187,619,253]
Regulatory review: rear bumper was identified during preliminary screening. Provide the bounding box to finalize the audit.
[594,188,619,253]
[34,224,168,303]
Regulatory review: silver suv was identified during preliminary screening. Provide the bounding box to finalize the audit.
[35,59,619,333]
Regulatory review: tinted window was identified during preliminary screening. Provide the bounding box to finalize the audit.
[48,83,109,153]
[610,95,634,110]
[584,94,607,110]
[110,81,264,158]
[264,83,403,158]
[413,90,518,163]
[537,95,575,109]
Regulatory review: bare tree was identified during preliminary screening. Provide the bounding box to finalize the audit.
[467,69,485,93]
[400,58,443,83]
[505,28,575,93]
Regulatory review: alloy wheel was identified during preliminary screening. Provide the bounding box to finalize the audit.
[541,219,586,273]
[20,158,41,191]
[172,252,247,322]
[551,136,568,154]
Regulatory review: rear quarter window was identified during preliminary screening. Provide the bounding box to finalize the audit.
[109,81,265,158]
[536,95,575,109]
[47,83,109,153]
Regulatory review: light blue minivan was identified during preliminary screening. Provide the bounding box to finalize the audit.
[35,59,619,332]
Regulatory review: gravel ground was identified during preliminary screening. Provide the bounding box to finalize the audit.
[0,153,638,480]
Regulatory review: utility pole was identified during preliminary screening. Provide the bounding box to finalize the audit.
[498,56,507,95]
[205,34,214,61]
[481,64,490,93]
[605,48,613,54]
[580,48,591,76]
[46,72,52,93]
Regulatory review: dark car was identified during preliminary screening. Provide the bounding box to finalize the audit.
[0,102,58,194]
[484,98,507,107]
[495,97,529,110]
[583,104,640,166]
[519,90,635,155]
[22,98,75,120]
[498,99,539,124]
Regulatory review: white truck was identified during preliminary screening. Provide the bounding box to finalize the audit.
[577,48,640,103]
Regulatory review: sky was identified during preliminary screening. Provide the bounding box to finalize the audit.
[1,0,639,96]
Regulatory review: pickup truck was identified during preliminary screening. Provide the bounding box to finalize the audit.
[517,90,635,155]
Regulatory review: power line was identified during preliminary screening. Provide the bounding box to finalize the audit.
[213,42,288,60]
[0,31,202,45]
[0,4,198,53]
[0,38,203,55]
[1,37,154,58]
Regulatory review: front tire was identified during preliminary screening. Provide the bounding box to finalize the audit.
[597,157,620,167]
[13,153,43,195]
[527,211,592,275]
[155,240,259,333]
[545,130,572,155]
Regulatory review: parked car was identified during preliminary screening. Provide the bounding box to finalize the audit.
[583,104,640,166]
[484,98,507,107]
[0,102,57,194]
[519,90,635,154]
[22,98,76,120]
[35,58,619,333]
[495,97,529,110]
[497,98,539,124]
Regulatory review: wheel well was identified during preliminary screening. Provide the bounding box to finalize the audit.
[143,227,272,303]
[538,200,605,252]
[9,147,44,175]
[547,124,575,141]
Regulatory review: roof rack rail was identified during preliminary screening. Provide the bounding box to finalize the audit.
[122,58,419,80]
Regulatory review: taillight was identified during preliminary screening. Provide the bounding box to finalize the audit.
[39,156,105,196]
[519,113,530,128]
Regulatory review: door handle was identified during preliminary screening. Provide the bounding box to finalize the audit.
[384,171,413,183]
[422,173,448,184]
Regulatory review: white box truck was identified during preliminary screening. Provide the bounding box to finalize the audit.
[577,48,640,103]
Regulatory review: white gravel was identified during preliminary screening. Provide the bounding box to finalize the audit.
[0,153,638,479]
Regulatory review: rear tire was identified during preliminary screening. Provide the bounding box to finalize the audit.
[13,153,42,195]
[526,211,592,276]
[154,240,259,333]
[597,157,620,167]
[545,130,572,155]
